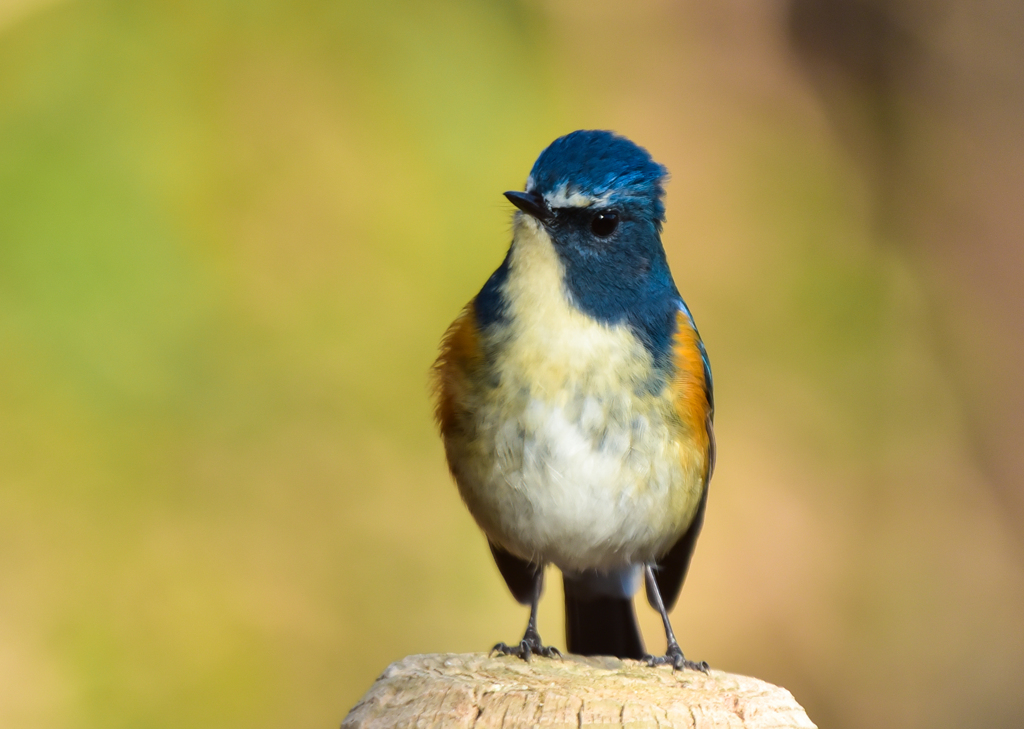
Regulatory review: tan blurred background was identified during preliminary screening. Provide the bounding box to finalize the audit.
[1,1,1022,727]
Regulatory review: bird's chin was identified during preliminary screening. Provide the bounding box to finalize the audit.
[513,210,547,234]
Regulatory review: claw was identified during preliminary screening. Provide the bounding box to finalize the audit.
[491,637,561,662]
[643,643,708,672]
[489,567,561,663]
[538,644,562,659]
[490,642,510,657]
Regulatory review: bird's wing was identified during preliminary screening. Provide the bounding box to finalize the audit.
[650,303,715,611]
[488,540,541,605]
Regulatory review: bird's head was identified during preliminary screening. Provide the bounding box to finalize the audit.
[505,129,667,238]
[503,130,677,330]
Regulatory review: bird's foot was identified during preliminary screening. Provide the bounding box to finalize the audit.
[491,626,561,662]
[644,642,708,672]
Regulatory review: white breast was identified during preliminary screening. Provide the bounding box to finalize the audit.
[449,216,702,572]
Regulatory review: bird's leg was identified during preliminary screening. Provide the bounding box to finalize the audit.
[491,567,561,661]
[643,564,708,672]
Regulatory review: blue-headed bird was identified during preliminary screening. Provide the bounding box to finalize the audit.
[433,130,714,670]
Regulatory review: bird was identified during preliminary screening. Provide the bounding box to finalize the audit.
[433,130,714,670]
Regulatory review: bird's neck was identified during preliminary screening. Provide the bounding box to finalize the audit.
[491,215,654,391]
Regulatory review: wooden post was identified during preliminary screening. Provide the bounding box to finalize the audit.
[343,653,816,728]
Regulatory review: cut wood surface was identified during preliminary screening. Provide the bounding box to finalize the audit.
[343,653,816,728]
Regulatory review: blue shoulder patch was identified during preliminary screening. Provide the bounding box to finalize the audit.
[474,247,512,328]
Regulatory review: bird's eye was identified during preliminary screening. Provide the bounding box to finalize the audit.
[590,210,619,238]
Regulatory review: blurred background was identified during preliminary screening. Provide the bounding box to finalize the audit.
[1,1,1022,727]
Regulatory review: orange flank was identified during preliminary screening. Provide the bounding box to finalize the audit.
[671,310,714,477]
[433,303,483,436]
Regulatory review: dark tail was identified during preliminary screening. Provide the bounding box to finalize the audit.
[563,575,645,659]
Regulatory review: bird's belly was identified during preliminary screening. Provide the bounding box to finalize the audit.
[454,390,703,573]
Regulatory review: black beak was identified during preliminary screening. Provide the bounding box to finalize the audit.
[504,190,553,223]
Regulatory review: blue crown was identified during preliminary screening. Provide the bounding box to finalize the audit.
[525,130,668,222]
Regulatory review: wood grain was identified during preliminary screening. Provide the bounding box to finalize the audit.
[343,653,816,728]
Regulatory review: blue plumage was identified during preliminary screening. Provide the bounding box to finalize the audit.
[552,206,680,372]
[527,130,668,224]
[473,247,512,329]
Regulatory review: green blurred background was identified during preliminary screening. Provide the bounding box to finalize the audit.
[1,1,1023,727]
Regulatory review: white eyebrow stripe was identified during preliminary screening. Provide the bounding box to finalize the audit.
[543,184,613,209]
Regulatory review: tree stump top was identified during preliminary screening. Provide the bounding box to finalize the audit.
[343,653,816,728]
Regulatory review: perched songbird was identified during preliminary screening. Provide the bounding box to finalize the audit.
[433,130,714,670]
